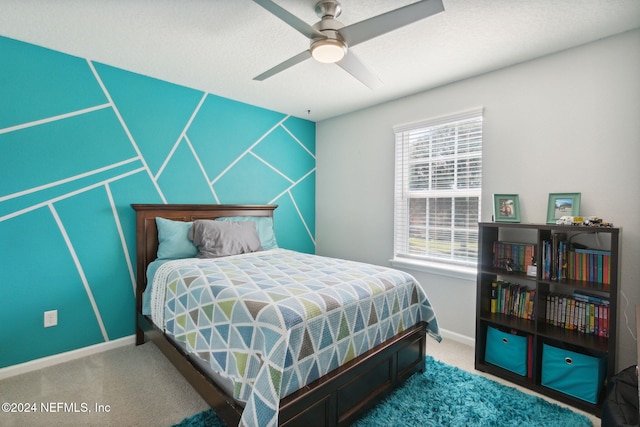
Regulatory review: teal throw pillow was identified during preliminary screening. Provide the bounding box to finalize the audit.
[155,217,198,259]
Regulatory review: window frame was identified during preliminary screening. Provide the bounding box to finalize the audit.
[392,108,483,272]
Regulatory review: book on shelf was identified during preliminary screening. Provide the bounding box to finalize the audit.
[490,280,535,320]
[492,241,536,273]
[544,291,609,338]
[542,233,567,281]
[542,236,611,285]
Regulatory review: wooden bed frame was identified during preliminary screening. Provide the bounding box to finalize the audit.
[132,204,428,426]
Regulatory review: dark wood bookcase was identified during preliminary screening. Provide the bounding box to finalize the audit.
[475,222,620,416]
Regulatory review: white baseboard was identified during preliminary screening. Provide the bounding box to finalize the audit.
[438,328,475,347]
[0,335,135,380]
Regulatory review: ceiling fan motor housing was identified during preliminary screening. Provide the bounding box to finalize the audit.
[312,19,345,42]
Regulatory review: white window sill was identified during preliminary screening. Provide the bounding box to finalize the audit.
[389,257,477,281]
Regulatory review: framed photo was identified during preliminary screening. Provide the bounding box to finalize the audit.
[547,193,581,224]
[493,194,521,222]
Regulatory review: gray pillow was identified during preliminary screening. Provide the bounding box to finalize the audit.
[215,216,278,250]
[188,220,262,258]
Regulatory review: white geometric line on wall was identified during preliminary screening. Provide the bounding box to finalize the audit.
[48,203,109,342]
[0,168,146,223]
[183,134,220,203]
[249,151,296,184]
[0,157,141,203]
[105,182,136,296]
[281,124,316,159]
[210,116,289,186]
[153,93,207,182]
[0,104,112,136]
[269,168,316,206]
[287,189,315,246]
[88,60,167,204]
[154,130,184,181]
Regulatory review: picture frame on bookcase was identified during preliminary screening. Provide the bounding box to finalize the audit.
[547,192,581,224]
[493,194,521,222]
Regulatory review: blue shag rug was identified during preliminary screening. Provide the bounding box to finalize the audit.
[173,356,593,427]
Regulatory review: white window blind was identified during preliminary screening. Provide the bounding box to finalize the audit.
[393,108,483,267]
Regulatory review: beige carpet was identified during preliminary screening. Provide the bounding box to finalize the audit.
[0,338,598,426]
[0,342,209,426]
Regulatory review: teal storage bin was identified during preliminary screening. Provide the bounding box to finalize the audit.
[485,325,528,376]
[541,344,607,404]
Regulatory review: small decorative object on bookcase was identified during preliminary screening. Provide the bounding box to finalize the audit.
[583,216,613,227]
[496,257,514,271]
[526,264,537,277]
[555,216,614,227]
[547,193,581,224]
[493,194,521,223]
[492,241,536,273]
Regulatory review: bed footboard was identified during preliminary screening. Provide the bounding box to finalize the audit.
[139,312,426,427]
[279,321,427,426]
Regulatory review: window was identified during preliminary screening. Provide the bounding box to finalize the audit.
[393,108,483,268]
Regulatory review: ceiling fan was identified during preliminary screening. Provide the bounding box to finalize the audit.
[252,0,445,89]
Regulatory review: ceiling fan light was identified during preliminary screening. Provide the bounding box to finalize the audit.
[311,39,346,63]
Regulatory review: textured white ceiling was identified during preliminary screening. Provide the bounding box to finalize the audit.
[1,0,639,121]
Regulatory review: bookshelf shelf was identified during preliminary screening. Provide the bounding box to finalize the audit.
[479,313,536,334]
[537,323,610,353]
[536,277,611,293]
[475,222,620,416]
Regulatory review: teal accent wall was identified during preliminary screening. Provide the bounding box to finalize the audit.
[0,36,316,368]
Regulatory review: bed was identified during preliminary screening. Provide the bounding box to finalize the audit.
[132,204,440,427]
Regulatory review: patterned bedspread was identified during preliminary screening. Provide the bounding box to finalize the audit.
[150,249,440,427]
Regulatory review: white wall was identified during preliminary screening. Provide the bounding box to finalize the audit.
[316,29,640,369]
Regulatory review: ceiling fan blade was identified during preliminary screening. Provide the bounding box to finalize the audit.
[254,50,312,81]
[336,51,383,90]
[339,0,444,47]
[253,0,324,40]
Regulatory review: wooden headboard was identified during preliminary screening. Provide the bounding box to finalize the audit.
[131,204,277,312]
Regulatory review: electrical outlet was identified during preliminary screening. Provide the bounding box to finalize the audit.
[44,310,57,327]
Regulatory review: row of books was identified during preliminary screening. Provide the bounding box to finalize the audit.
[542,234,611,285]
[490,281,536,320]
[566,249,612,285]
[544,291,610,338]
[492,241,536,273]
